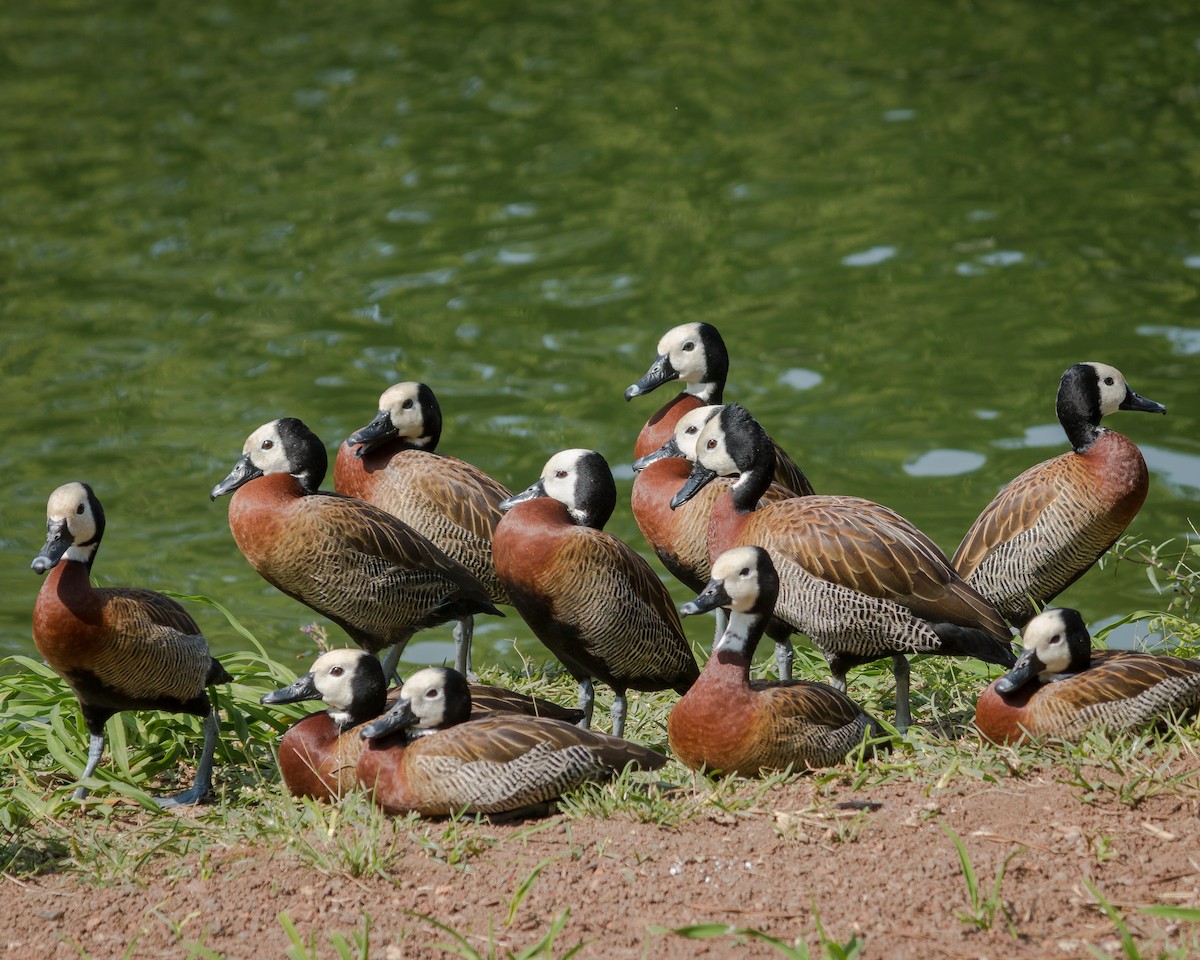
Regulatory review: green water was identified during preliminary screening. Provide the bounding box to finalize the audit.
[4,0,1199,673]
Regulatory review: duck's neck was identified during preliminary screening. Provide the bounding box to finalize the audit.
[685,380,724,404]
[1057,392,1105,454]
[713,609,766,663]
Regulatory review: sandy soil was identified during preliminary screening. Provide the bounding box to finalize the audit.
[3,768,1199,960]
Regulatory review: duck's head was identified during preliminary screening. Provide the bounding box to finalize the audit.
[994,608,1092,694]
[32,481,105,574]
[632,404,723,472]
[625,322,728,403]
[347,381,442,456]
[500,448,617,529]
[211,417,327,500]
[671,403,773,509]
[261,648,388,732]
[358,666,473,740]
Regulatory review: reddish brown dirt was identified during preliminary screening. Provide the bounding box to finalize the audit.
[4,769,1200,959]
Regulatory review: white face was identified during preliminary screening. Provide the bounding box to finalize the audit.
[673,405,723,461]
[46,482,98,562]
[1020,609,1074,676]
[309,649,373,711]
[398,667,450,728]
[539,448,591,511]
[378,382,425,437]
[657,322,708,383]
[694,416,739,477]
[710,546,762,614]
[1086,362,1129,418]
[242,420,293,474]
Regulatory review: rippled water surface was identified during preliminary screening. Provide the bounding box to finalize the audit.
[4,0,1200,671]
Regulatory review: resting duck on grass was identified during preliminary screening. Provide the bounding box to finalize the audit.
[974,607,1200,743]
[356,667,667,817]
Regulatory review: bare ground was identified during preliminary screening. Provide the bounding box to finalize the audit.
[3,767,1200,960]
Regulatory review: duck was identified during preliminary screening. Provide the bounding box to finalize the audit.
[631,404,799,678]
[31,482,230,805]
[260,650,583,801]
[975,607,1200,743]
[672,403,1015,729]
[669,546,878,775]
[211,418,502,680]
[493,448,700,737]
[333,381,514,675]
[624,321,814,495]
[356,666,668,817]
[260,648,387,801]
[953,362,1167,627]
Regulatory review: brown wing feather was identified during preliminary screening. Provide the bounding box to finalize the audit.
[94,589,215,700]
[411,714,666,770]
[1063,652,1200,707]
[772,442,815,498]
[952,455,1067,577]
[404,454,512,543]
[751,679,868,729]
[299,493,495,602]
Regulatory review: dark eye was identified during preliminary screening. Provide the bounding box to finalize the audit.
[330,666,344,677]
[425,688,439,699]
[682,341,695,351]
[555,470,568,479]
[685,426,698,435]
[1103,377,1114,386]
[1049,634,1063,644]
[402,399,414,409]
[740,567,750,577]
[262,439,274,450]
[76,504,85,515]
[706,439,717,450]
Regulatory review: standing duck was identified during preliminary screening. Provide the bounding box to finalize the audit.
[357,667,667,817]
[493,449,700,737]
[669,546,877,775]
[631,404,799,678]
[31,482,229,805]
[953,362,1166,627]
[334,381,513,674]
[260,650,586,801]
[672,404,1015,729]
[975,607,1200,743]
[211,418,502,679]
[624,321,814,495]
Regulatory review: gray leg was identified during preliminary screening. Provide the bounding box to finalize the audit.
[452,617,474,679]
[73,732,106,801]
[774,638,794,681]
[892,654,911,731]
[577,678,594,730]
[159,710,221,808]
[610,692,628,740]
[379,635,412,686]
[829,668,848,693]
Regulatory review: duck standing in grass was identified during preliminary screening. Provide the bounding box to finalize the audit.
[953,362,1166,626]
[669,546,877,775]
[672,404,1015,729]
[31,482,230,805]
[975,607,1200,743]
[632,404,799,677]
[357,666,667,817]
[625,321,814,495]
[211,418,502,680]
[334,381,513,675]
[493,448,699,737]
